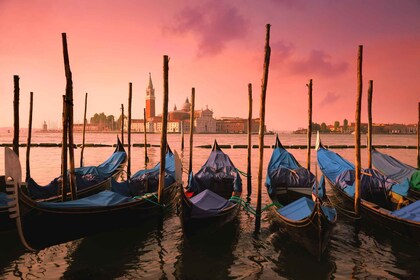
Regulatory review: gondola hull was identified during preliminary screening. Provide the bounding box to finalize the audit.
[325,176,420,243]
[180,190,240,234]
[11,181,180,250]
[267,195,335,260]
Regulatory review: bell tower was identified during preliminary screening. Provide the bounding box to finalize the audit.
[145,73,155,120]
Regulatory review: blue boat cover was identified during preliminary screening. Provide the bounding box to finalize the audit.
[111,150,176,196]
[317,146,354,183]
[27,150,126,199]
[38,190,134,209]
[187,145,242,195]
[277,196,336,222]
[0,192,10,207]
[189,189,233,218]
[265,144,315,196]
[391,200,420,222]
[372,149,417,183]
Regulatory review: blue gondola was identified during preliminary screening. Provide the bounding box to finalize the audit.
[266,135,337,260]
[316,133,420,244]
[372,148,420,199]
[180,140,242,233]
[5,146,182,250]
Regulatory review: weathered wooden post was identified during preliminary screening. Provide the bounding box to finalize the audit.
[188,88,196,180]
[121,104,124,146]
[127,82,132,179]
[158,55,169,204]
[13,75,20,157]
[181,121,185,152]
[247,83,253,200]
[62,33,77,200]
[26,92,33,181]
[417,102,420,169]
[143,108,149,169]
[80,92,88,167]
[367,80,373,169]
[61,95,68,201]
[307,79,313,171]
[255,24,271,233]
[355,45,363,217]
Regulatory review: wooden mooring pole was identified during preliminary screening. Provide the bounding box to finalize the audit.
[355,45,363,217]
[247,83,252,200]
[307,79,313,171]
[158,55,169,204]
[127,82,132,179]
[26,92,33,181]
[143,108,149,169]
[417,102,420,169]
[13,75,19,157]
[255,24,271,233]
[188,88,195,180]
[80,92,88,167]
[367,80,373,169]
[62,32,77,200]
[121,104,124,146]
[61,95,68,201]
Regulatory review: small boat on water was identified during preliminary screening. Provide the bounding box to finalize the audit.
[180,140,242,233]
[5,145,182,250]
[316,134,420,244]
[372,148,420,199]
[265,135,337,260]
[25,137,127,201]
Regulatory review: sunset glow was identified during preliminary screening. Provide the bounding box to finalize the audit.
[1,0,419,131]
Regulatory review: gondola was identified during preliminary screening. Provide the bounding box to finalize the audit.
[0,175,14,231]
[265,135,337,260]
[180,140,242,233]
[316,133,420,244]
[24,137,127,201]
[372,148,420,199]
[5,146,182,250]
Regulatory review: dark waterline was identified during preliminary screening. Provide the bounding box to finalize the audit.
[0,133,419,279]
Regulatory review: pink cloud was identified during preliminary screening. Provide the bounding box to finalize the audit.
[319,91,342,107]
[169,1,249,57]
[289,50,349,77]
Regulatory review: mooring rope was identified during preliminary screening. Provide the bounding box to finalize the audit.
[133,193,165,207]
[229,196,283,216]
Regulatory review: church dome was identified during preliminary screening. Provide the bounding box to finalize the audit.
[181,97,190,112]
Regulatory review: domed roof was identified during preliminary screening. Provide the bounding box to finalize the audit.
[181,97,190,112]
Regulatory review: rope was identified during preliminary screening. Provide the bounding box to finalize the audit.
[236,168,250,178]
[229,196,283,216]
[133,193,165,207]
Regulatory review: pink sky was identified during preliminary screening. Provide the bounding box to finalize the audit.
[0,0,419,131]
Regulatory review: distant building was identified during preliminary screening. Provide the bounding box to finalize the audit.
[123,74,267,134]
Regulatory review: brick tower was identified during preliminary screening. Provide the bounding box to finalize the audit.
[145,73,155,120]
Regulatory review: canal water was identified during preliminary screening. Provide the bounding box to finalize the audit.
[0,132,419,279]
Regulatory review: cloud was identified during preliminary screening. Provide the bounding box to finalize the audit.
[271,40,294,62]
[169,1,248,57]
[319,91,341,107]
[289,50,349,76]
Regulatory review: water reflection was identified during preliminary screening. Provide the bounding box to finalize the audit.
[175,218,240,279]
[269,223,337,280]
